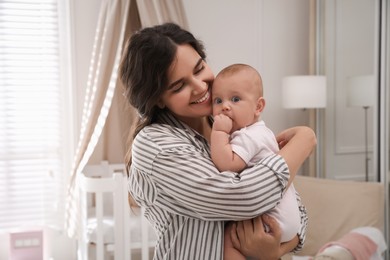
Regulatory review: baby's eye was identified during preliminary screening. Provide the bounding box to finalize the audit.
[214,97,222,104]
[231,96,240,102]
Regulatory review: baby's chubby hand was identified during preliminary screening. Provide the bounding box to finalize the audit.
[212,114,233,133]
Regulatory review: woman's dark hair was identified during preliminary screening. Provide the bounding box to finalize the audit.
[119,22,206,171]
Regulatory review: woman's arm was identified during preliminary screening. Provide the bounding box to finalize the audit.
[277,126,317,187]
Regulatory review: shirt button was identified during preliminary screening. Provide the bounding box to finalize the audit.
[231,174,241,184]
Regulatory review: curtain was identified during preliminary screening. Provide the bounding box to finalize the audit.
[136,0,189,29]
[65,0,189,239]
[65,0,137,238]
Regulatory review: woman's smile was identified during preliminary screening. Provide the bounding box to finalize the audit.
[191,90,210,104]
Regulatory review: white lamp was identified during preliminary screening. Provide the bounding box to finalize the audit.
[347,75,375,181]
[282,75,327,109]
[282,75,327,178]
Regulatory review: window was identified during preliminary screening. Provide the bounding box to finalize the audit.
[0,0,72,230]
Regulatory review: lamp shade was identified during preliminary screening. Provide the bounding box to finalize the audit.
[282,75,327,109]
[346,75,375,107]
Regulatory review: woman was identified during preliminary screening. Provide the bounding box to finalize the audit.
[119,23,316,260]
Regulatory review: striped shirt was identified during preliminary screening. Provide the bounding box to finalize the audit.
[128,111,307,260]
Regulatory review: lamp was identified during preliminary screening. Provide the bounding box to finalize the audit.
[282,75,327,178]
[347,75,375,182]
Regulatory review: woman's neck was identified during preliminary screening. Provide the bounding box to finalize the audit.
[185,116,212,142]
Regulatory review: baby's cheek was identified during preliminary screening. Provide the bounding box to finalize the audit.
[212,107,220,116]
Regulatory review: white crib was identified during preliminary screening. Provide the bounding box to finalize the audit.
[78,161,156,260]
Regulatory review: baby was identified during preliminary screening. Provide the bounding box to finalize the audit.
[210,63,303,259]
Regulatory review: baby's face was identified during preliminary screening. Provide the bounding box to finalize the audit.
[212,71,262,132]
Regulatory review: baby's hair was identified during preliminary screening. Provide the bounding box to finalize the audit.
[216,63,263,96]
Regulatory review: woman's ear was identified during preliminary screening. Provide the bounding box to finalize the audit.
[255,97,265,116]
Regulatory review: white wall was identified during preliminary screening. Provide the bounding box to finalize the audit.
[72,0,101,132]
[183,0,311,134]
[72,0,105,163]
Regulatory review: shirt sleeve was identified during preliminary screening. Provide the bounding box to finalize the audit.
[128,125,290,221]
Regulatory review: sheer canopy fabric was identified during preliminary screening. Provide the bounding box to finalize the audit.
[66,0,133,238]
[136,0,189,29]
[65,0,189,239]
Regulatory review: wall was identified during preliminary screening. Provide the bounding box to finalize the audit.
[72,0,105,163]
[183,0,311,134]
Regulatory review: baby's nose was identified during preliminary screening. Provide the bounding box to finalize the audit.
[222,103,231,111]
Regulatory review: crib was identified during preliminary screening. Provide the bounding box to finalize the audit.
[78,161,156,260]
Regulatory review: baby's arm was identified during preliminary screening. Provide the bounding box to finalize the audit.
[211,114,246,173]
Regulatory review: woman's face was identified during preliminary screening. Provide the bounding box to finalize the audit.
[158,44,214,125]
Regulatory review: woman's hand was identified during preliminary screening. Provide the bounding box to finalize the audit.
[230,215,283,260]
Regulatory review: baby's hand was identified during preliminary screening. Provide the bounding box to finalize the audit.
[213,114,233,133]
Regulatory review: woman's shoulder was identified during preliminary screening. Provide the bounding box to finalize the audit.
[131,122,200,171]
[137,122,187,142]
[131,124,172,172]
[133,122,193,153]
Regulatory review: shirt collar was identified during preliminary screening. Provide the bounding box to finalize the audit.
[156,110,212,140]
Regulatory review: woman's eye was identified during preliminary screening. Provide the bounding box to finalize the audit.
[172,83,185,93]
[195,64,205,75]
[231,96,240,102]
[214,98,222,104]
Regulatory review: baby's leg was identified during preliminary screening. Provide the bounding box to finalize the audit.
[224,222,246,260]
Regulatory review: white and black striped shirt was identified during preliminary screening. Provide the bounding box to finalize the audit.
[128,111,307,260]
